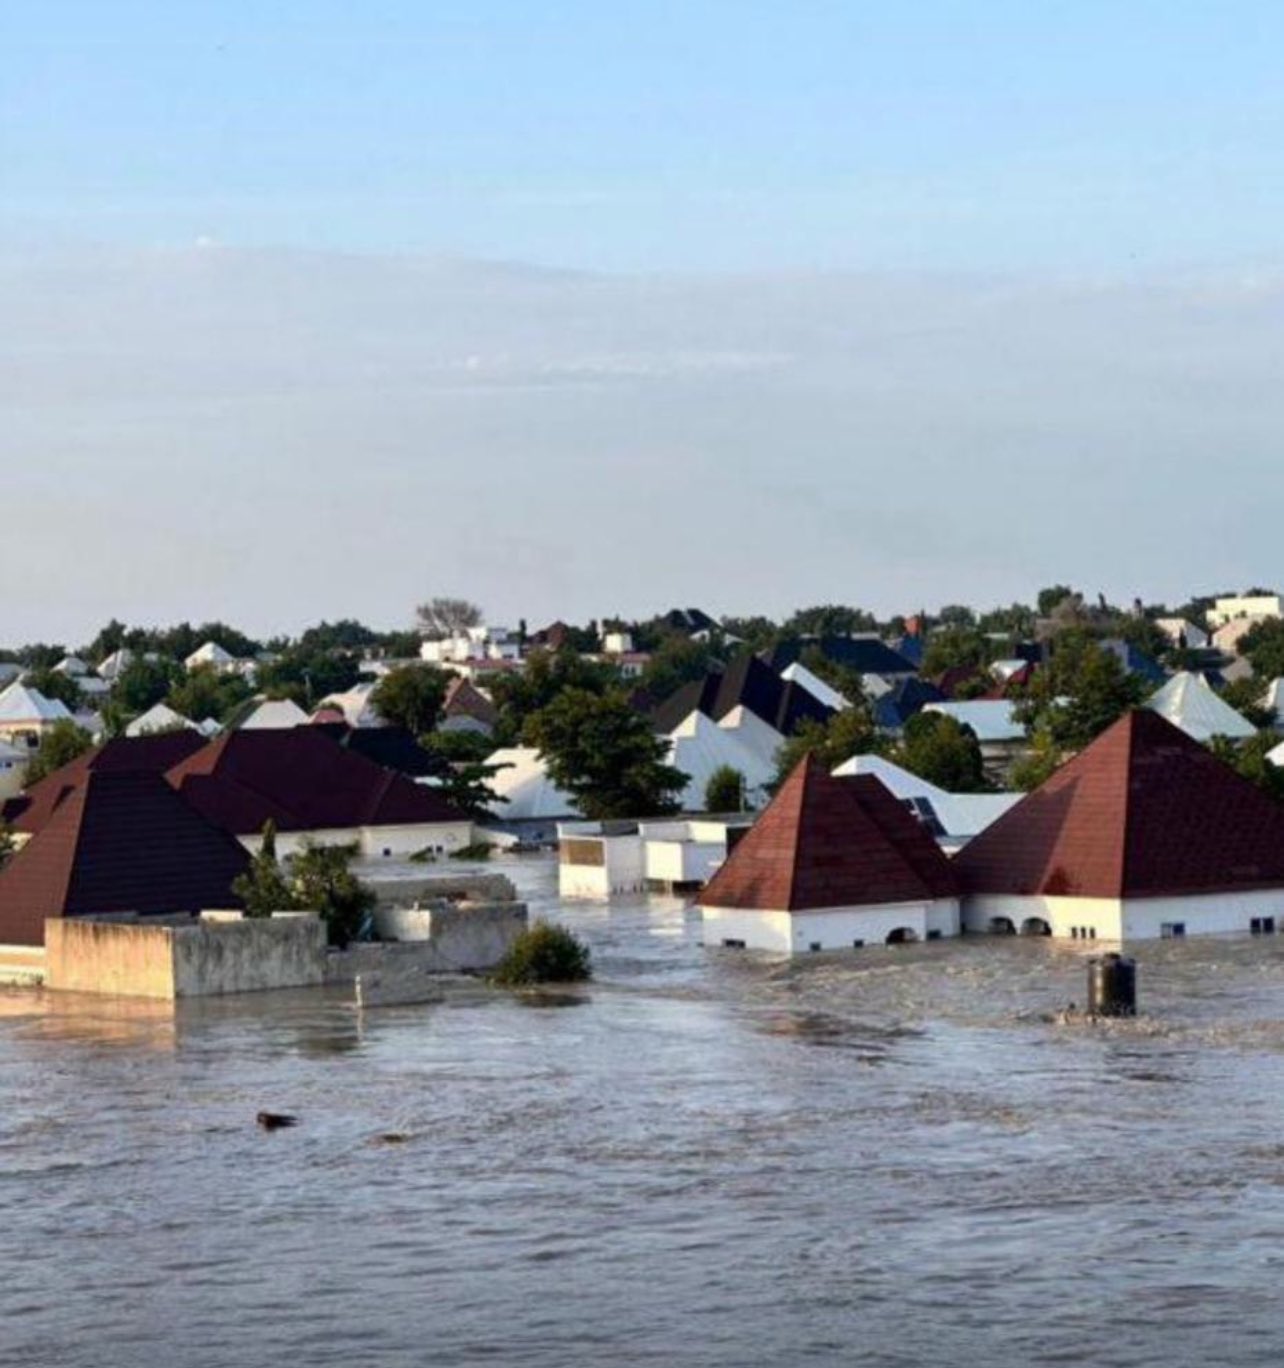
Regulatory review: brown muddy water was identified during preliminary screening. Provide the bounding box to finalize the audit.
[3,855,1284,1367]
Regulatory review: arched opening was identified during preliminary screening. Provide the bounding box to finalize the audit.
[1020,917,1052,937]
[988,916,1016,936]
[885,927,918,945]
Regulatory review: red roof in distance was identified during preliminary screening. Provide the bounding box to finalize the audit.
[699,755,958,912]
[954,709,1284,900]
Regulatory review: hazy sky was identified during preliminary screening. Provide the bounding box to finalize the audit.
[3,4,1282,644]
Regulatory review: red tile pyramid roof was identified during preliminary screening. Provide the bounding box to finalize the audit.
[164,727,467,835]
[699,755,958,912]
[954,709,1284,899]
[0,772,250,946]
[2,732,208,836]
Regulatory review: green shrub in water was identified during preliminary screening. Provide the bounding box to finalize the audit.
[491,921,592,986]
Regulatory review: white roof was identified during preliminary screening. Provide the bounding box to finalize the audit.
[197,717,223,737]
[666,710,775,810]
[1262,678,1284,724]
[1147,671,1255,742]
[831,753,1021,839]
[0,681,74,725]
[125,702,199,738]
[991,658,1029,681]
[780,661,850,711]
[318,681,381,728]
[715,705,785,767]
[185,640,236,669]
[484,747,578,820]
[96,648,134,680]
[53,656,89,676]
[921,700,1024,743]
[236,698,310,730]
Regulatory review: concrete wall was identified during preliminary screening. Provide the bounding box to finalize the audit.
[702,899,956,953]
[240,821,474,860]
[559,833,646,897]
[1122,889,1284,940]
[365,871,518,906]
[45,913,327,999]
[644,839,724,888]
[332,900,528,980]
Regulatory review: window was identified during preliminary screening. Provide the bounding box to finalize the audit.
[852,939,865,949]
[1251,917,1276,935]
[382,848,392,858]
[721,938,746,949]
[809,942,823,953]
[926,930,942,941]
[1161,922,1186,939]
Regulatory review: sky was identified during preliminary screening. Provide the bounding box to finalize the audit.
[2,3,1283,643]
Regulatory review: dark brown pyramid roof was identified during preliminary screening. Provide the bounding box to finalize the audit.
[953,709,1284,900]
[0,772,251,946]
[2,732,208,836]
[699,755,958,912]
[164,727,467,835]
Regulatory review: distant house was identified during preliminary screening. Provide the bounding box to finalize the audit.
[317,680,382,728]
[165,728,472,858]
[0,772,250,949]
[698,756,960,953]
[874,677,947,731]
[558,816,752,898]
[0,681,75,746]
[1211,618,1261,656]
[419,626,522,667]
[831,754,1021,851]
[661,608,721,638]
[1155,618,1210,651]
[309,722,451,782]
[484,747,578,826]
[1208,594,1282,627]
[652,654,833,743]
[920,700,1025,776]
[224,697,311,730]
[184,640,239,672]
[125,702,202,738]
[1147,671,1255,743]
[955,710,1284,941]
[0,740,29,801]
[53,656,89,678]
[763,636,918,684]
[1097,639,1166,686]
[96,648,134,682]
[778,661,850,711]
[665,710,775,811]
[440,677,498,736]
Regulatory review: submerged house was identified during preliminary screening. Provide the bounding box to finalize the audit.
[698,755,960,953]
[955,710,1284,942]
[0,772,250,948]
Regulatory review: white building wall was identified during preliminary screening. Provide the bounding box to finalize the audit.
[963,893,1123,940]
[645,840,725,887]
[1121,889,1284,939]
[702,898,958,953]
[241,822,473,860]
[558,833,646,898]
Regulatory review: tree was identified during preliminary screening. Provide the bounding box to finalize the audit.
[488,648,617,745]
[0,823,15,871]
[935,604,977,629]
[491,922,592,986]
[783,604,878,638]
[256,648,360,707]
[370,664,450,736]
[1239,619,1284,681]
[113,656,180,714]
[893,713,988,792]
[704,765,745,813]
[638,636,717,702]
[232,821,296,918]
[798,645,867,705]
[24,720,94,785]
[1207,732,1284,802]
[1014,630,1145,751]
[167,665,253,726]
[232,823,376,946]
[415,597,483,640]
[773,705,884,784]
[24,668,82,710]
[920,629,990,680]
[718,615,780,653]
[1221,677,1277,730]
[1037,585,1077,617]
[1010,728,1064,792]
[524,689,688,819]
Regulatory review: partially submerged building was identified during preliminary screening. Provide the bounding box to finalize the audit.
[955,710,1284,941]
[558,816,753,898]
[698,756,960,953]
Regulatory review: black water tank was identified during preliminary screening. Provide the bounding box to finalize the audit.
[1088,953,1137,1017]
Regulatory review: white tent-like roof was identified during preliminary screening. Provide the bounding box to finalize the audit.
[235,698,310,730]
[184,641,236,671]
[832,753,1021,842]
[0,682,73,726]
[715,705,786,769]
[666,710,775,811]
[1147,671,1255,742]
[318,682,382,728]
[779,661,850,711]
[125,702,200,737]
[484,747,579,820]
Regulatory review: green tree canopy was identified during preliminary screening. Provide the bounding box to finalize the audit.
[1207,732,1284,802]
[773,705,884,784]
[920,629,991,680]
[1013,630,1146,751]
[892,712,989,792]
[24,668,82,711]
[113,656,181,715]
[638,636,718,703]
[166,665,254,726]
[370,664,450,736]
[1238,619,1284,681]
[704,764,745,813]
[25,720,94,786]
[523,689,687,820]
[783,604,878,638]
[488,648,618,745]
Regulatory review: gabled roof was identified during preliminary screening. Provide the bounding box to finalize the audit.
[662,608,719,636]
[873,677,946,730]
[165,728,467,834]
[125,702,198,738]
[0,682,73,725]
[1147,671,1256,741]
[832,754,1021,840]
[652,654,833,737]
[779,661,850,711]
[666,710,775,810]
[921,699,1024,743]
[699,755,958,912]
[309,721,451,780]
[224,697,311,730]
[954,710,1284,900]
[2,732,208,834]
[443,676,498,729]
[0,772,250,946]
[764,636,918,678]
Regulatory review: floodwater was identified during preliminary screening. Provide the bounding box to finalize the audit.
[3,858,1284,1367]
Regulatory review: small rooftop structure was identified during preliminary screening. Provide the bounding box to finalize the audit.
[125,702,200,738]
